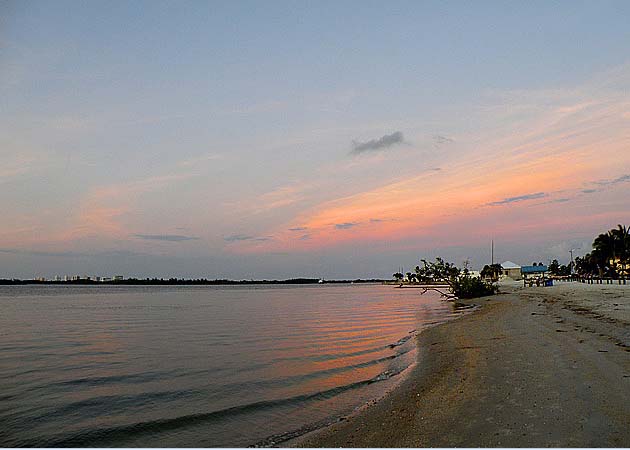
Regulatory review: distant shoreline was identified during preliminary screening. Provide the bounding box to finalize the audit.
[0,278,387,286]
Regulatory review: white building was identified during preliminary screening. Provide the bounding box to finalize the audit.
[500,261,522,280]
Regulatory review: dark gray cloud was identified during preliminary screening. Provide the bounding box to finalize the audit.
[224,234,269,242]
[134,234,199,242]
[334,222,358,230]
[594,174,630,186]
[299,234,311,240]
[578,174,630,196]
[289,227,308,232]
[545,197,571,204]
[351,131,404,155]
[487,192,547,206]
[369,218,399,224]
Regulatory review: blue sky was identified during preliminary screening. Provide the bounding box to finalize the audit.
[2,0,630,278]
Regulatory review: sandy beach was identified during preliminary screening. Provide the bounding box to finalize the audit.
[290,282,630,447]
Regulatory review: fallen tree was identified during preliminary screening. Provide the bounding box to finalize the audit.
[415,257,498,300]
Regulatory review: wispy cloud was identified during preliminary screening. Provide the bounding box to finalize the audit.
[351,131,405,155]
[228,182,310,214]
[487,192,547,206]
[0,152,45,182]
[334,222,359,230]
[134,234,199,242]
[433,135,454,148]
[577,173,630,196]
[369,217,398,223]
[594,173,630,186]
[224,234,270,242]
[0,248,90,257]
[0,248,147,258]
[289,227,308,231]
[177,153,223,167]
[544,197,571,204]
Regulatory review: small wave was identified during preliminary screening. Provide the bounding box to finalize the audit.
[16,368,407,448]
[21,389,200,426]
[51,370,174,388]
[213,349,412,398]
[251,369,405,448]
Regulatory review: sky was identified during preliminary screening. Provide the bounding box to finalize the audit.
[1,0,630,279]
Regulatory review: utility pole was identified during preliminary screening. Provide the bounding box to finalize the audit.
[491,239,494,265]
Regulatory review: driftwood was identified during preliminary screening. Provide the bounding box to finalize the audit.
[420,286,456,300]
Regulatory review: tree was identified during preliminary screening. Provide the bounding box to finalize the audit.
[415,257,460,284]
[393,272,404,282]
[612,224,630,265]
[573,224,630,277]
[558,264,571,276]
[417,257,497,300]
[548,259,560,275]
[480,263,502,281]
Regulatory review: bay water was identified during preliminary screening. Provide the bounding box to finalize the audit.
[0,284,462,447]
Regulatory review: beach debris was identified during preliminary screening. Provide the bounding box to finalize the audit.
[389,335,412,348]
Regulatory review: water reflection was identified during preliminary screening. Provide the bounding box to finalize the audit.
[0,284,461,447]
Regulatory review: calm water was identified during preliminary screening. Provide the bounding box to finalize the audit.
[0,284,462,447]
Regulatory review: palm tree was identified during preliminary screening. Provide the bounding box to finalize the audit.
[611,224,630,275]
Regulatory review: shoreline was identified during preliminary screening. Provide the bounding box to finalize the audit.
[289,282,630,447]
[258,301,475,447]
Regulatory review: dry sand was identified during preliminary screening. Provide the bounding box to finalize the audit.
[290,282,630,447]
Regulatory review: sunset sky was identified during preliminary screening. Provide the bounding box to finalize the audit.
[2,0,630,279]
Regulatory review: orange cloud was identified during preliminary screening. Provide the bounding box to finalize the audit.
[232,94,630,254]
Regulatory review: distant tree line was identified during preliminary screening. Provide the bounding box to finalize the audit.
[0,278,387,285]
[548,260,571,276]
[574,224,630,278]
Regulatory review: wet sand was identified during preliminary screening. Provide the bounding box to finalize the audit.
[290,282,630,447]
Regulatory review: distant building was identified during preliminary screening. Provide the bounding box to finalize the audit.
[113,275,124,281]
[500,261,522,280]
[521,264,549,286]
